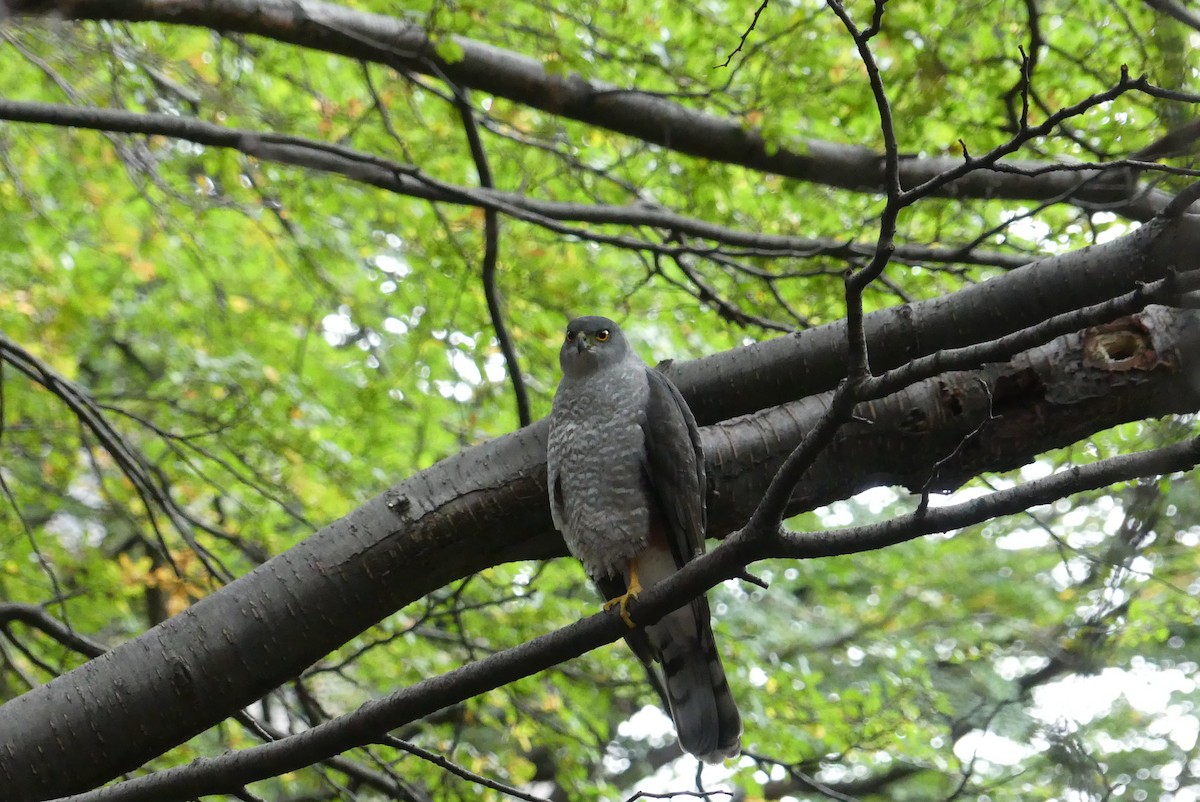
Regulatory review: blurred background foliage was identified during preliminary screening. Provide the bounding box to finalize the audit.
[0,0,1198,800]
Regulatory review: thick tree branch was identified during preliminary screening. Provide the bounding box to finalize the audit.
[861,269,1200,400]
[45,433,1200,802]
[670,214,1200,424]
[3,0,1185,220]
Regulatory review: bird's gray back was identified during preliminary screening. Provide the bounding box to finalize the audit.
[548,355,652,579]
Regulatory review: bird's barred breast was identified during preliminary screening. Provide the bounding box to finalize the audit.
[549,364,652,579]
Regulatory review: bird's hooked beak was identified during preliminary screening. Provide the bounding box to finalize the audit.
[573,334,594,354]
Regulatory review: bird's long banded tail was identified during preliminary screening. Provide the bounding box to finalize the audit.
[647,600,741,762]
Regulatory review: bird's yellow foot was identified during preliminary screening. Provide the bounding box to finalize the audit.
[604,562,643,628]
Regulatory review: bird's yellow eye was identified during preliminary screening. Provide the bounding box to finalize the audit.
[566,330,577,342]
[595,329,610,342]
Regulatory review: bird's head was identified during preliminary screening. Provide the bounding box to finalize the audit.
[559,315,629,377]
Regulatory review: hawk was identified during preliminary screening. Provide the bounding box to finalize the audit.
[546,315,741,762]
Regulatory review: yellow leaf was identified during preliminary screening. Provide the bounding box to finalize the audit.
[131,260,157,281]
[228,295,251,313]
[118,553,153,586]
[166,591,191,617]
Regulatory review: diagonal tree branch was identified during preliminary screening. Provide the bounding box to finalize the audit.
[0,603,105,660]
[452,88,531,427]
[1141,0,1200,32]
[0,334,231,582]
[0,98,1031,270]
[45,433,1200,802]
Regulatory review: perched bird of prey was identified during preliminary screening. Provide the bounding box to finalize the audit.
[546,315,741,762]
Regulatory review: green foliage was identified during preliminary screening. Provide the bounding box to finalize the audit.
[1,1,1198,800]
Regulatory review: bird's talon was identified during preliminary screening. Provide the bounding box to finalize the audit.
[604,591,639,628]
[605,567,643,628]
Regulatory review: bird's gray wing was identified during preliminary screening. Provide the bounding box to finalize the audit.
[640,368,741,761]
[546,420,566,534]
[639,368,707,563]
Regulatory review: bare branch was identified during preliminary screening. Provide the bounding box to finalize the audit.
[452,89,532,427]
[775,435,1200,558]
[828,0,903,373]
[0,604,105,659]
[716,0,769,69]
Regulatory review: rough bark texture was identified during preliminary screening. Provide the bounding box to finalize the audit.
[670,217,1200,424]
[705,304,1200,536]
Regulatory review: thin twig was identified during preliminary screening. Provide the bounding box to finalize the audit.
[452,89,531,427]
[384,736,550,802]
[0,333,232,583]
[716,0,769,68]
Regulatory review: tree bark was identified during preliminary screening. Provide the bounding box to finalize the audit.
[1,214,1199,798]
[673,215,1200,424]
